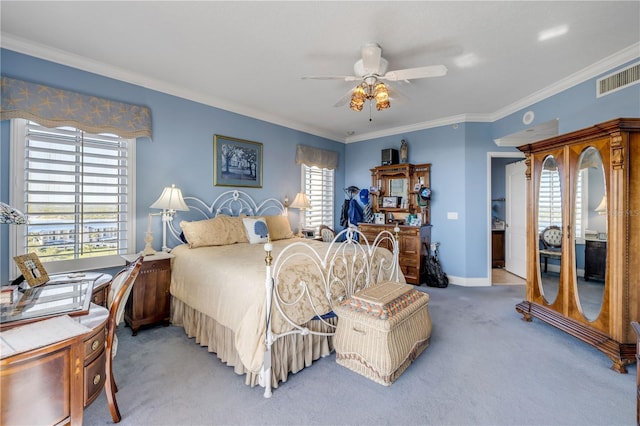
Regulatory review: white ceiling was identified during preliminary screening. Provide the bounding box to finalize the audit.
[1,1,639,143]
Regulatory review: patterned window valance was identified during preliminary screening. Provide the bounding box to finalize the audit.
[1,76,152,140]
[295,144,338,170]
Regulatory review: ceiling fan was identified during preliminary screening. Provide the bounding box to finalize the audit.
[303,43,447,113]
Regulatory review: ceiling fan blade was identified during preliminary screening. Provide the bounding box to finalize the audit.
[302,75,359,82]
[385,83,409,102]
[361,43,382,74]
[333,88,355,107]
[382,65,448,81]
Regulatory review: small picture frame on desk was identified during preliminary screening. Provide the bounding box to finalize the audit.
[382,196,399,208]
[13,252,49,287]
[598,232,607,240]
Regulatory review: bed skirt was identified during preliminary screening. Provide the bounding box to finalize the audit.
[171,297,336,388]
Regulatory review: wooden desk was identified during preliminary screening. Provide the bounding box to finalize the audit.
[0,304,108,425]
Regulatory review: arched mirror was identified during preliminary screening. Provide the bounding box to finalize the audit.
[575,147,606,321]
[538,155,562,305]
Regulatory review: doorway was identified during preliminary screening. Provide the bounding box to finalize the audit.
[488,152,526,285]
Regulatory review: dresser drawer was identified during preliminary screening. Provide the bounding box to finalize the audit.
[84,350,106,406]
[83,324,106,364]
[91,287,107,306]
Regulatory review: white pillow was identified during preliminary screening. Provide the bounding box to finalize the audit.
[242,217,269,244]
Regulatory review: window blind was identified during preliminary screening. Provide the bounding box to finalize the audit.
[303,165,334,231]
[22,121,131,262]
[538,168,584,239]
[538,168,562,232]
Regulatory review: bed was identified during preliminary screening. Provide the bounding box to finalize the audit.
[167,190,402,397]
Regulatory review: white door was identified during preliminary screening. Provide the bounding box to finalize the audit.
[505,160,527,278]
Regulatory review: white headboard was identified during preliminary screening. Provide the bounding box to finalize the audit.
[167,190,286,247]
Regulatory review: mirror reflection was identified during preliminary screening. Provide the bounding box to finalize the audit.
[538,155,561,305]
[575,147,606,321]
[389,178,407,198]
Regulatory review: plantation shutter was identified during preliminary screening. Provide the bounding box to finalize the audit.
[22,121,131,262]
[538,167,584,239]
[538,167,562,233]
[303,165,334,231]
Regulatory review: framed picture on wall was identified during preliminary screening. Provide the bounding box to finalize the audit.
[213,134,263,188]
[13,252,49,287]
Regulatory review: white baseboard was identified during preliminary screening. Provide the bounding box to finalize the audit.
[447,275,491,287]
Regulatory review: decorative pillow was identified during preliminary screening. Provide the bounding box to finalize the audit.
[215,215,249,244]
[243,217,269,244]
[180,215,248,248]
[264,215,294,240]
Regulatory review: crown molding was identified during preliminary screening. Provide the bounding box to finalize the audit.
[2,33,637,145]
[0,33,344,143]
[344,113,493,143]
[490,42,640,122]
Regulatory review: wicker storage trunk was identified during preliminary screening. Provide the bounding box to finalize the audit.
[334,281,432,385]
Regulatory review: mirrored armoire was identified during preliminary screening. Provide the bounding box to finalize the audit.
[516,118,639,373]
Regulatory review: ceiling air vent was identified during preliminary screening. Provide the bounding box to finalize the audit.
[597,62,639,97]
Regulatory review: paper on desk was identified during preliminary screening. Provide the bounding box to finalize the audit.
[0,315,91,359]
[47,272,104,285]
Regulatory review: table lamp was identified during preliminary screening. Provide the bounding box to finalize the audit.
[290,192,311,236]
[143,185,189,254]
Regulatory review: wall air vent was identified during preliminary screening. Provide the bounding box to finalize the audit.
[596,62,639,97]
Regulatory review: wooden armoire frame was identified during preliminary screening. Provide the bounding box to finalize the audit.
[516,118,639,373]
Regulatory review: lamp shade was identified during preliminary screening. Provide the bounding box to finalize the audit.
[150,184,189,211]
[290,192,311,210]
[0,202,26,224]
[595,195,607,215]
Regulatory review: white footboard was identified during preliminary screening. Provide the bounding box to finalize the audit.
[260,227,400,397]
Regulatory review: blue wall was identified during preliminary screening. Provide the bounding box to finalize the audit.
[0,49,345,282]
[346,58,640,283]
[1,48,639,284]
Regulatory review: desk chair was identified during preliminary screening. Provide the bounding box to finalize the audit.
[105,256,143,423]
[539,226,562,273]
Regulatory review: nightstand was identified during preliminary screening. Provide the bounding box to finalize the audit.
[121,252,173,335]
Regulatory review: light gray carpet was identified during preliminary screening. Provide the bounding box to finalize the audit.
[83,284,636,426]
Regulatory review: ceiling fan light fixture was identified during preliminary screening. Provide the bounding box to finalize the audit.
[374,82,390,110]
[349,85,366,112]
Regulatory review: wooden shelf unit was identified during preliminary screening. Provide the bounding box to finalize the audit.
[370,163,431,225]
[361,162,432,285]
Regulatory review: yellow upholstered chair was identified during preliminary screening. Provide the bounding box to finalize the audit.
[105,256,143,423]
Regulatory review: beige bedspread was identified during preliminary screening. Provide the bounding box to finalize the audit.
[170,237,400,373]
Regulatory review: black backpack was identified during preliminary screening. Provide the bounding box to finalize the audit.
[423,243,449,288]
[340,199,350,228]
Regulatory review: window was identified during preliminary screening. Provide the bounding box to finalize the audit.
[10,119,135,274]
[538,167,585,240]
[302,165,334,231]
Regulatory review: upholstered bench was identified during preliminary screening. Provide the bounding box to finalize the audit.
[333,281,432,385]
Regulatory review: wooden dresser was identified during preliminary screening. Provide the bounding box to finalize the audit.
[361,162,432,285]
[584,239,607,281]
[492,230,505,268]
[358,223,431,284]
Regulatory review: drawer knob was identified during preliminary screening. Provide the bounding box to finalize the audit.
[93,373,101,385]
[91,340,100,351]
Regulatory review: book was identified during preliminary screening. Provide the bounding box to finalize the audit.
[0,285,20,304]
